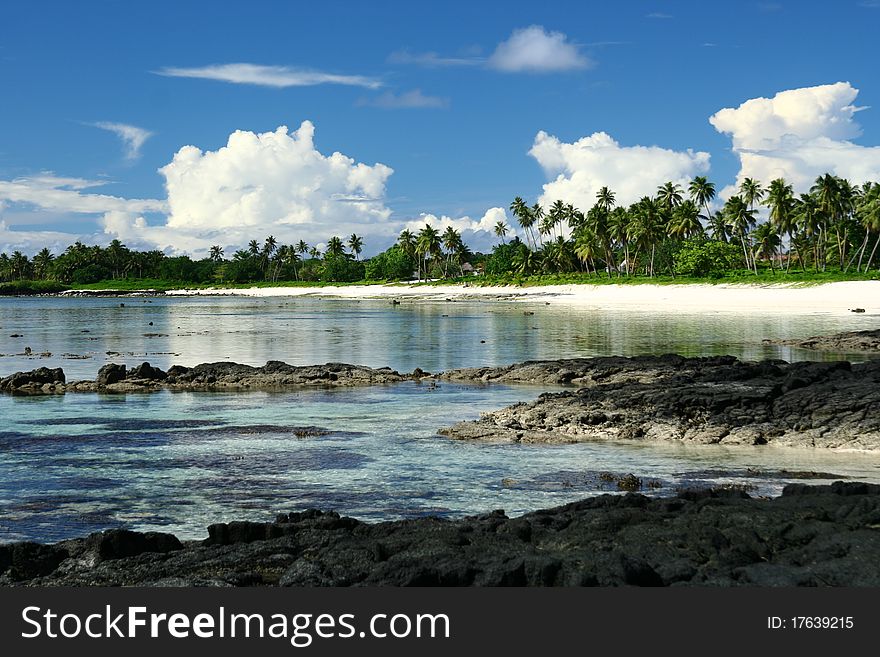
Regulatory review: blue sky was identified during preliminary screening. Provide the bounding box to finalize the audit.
[1,0,879,256]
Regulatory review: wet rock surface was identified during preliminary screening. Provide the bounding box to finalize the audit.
[1,361,421,393]
[438,354,880,449]
[4,483,880,586]
[767,328,880,352]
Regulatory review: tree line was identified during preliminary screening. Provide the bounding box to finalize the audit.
[2,171,879,288]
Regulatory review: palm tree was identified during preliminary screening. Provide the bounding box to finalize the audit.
[573,227,600,274]
[296,240,309,256]
[248,240,260,257]
[688,176,716,225]
[33,247,54,280]
[669,201,704,239]
[309,246,321,259]
[209,245,224,262]
[609,207,632,275]
[724,195,757,273]
[707,211,730,243]
[416,224,441,280]
[596,186,616,212]
[348,234,364,260]
[795,193,822,272]
[657,181,683,214]
[509,197,536,250]
[493,220,509,244]
[855,182,880,272]
[325,236,345,258]
[765,178,796,271]
[629,196,665,277]
[740,178,765,213]
[752,223,781,272]
[441,226,461,278]
[531,203,545,245]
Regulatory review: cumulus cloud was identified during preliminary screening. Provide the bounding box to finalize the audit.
[709,81,880,193]
[404,207,510,252]
[155,63,381,89]
[357,89,449,109]
[528,131,710,212]
[100,122,393,256]
[488,26,591,72]
[90,122,154,160]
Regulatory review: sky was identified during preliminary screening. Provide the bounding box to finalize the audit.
[1,0,879,257]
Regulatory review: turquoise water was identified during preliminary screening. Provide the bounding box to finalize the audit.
[1,296,879,543]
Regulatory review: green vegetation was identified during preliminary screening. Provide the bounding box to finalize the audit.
[2,172,879,294]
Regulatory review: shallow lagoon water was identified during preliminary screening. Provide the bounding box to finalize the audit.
[1,296,879,542]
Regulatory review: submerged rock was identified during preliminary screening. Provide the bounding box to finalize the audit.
[4,482,880,586]
[768,328,880,352]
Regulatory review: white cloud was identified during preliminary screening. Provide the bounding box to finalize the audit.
[155,63,381,89]
[90,122,153,160]
[0,175,166,215]
[528,131,710,212]
[101,121,394,256]
[0,220,79,254]
[709,81,880,194]
[404,207,510,252]
[357,89,449,109]
[488,26,591,73]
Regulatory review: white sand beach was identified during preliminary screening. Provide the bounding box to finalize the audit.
[164,280,880,314]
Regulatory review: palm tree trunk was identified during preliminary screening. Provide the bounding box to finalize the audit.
[865,233,880,272]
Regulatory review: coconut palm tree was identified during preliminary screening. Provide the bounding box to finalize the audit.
[608,207,631,275]
[573,226,600,275]
[669,200,704,239]
[752,223,781,272]
[596,186,616,212]
[296,240,309,256]
[248,240,260,257]
[441,226,461,277]
[795,193,822,271]
[740,178,765,213]
[629,197,665,277]
[493,220,509,244]
[855,182,880,272]
[325,236,345,258]
[688,176,716,225]
[32,247,54,280]
[416,224,441,280]
[348,234,364,260]
[657,181,683,214]
[509,197,536,250]
[209,245,224,262]
[724,195,757,273]
[765,178,797,271]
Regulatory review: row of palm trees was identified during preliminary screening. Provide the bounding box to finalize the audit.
[395,224,472,280]
[501,173,880,277]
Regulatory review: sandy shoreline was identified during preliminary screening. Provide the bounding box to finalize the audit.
[162,280,880,314]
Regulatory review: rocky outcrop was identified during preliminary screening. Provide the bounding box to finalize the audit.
[4,483,880,586]
[1,361,423,393]
[0,366,65,393]
[439,355,880,449]
[768,328,880,352]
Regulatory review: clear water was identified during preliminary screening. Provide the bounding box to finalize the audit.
[1,296,879,543]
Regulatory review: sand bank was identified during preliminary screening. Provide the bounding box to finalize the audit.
[164,280,880,314]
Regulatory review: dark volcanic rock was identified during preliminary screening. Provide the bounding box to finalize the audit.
[4,483,880,587]
[0,366,65,392]
[127,362,166,381]
[1,361,419,394]
[86,529,183,561]
[769,328,880,352]
[439,355,880,449]
[96,363,126,385]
